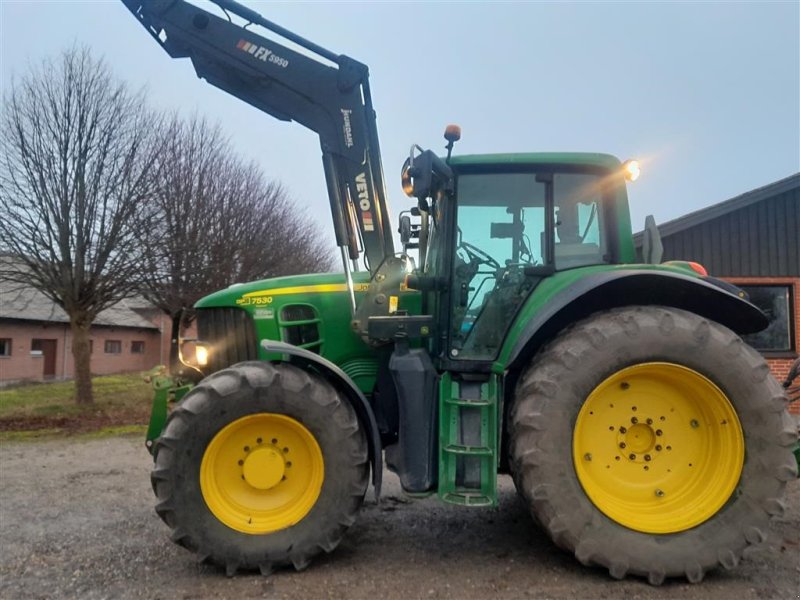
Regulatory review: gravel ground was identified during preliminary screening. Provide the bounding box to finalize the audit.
[1,434,798,599]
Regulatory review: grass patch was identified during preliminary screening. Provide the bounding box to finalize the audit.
[80,424,148,439]
[0,373,153,434]
[0,373,151,417]
[0,424,148,443]
[0,428,65,442]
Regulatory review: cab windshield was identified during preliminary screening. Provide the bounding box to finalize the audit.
[451,170,610,360]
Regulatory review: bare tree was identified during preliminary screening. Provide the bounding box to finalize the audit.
[139,115,334,372]
[0,46,161,405]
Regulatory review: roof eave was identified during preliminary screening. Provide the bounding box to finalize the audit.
[634,172,800,244]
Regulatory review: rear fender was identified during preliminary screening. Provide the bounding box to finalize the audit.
[504,269,768,371]
[261,340,383,499]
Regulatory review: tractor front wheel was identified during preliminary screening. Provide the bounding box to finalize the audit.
[510,306,797,584]
[151,361,369,575]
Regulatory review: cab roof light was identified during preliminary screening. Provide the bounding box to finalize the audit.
[622,159,641,182]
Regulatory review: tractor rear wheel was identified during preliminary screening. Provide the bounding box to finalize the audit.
[509,306,797,584]
[151,361,369,575]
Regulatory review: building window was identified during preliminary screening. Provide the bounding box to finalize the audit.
[0,338,11,357]
[131,341,145,354]
[105,340,122,354]
[89,340,93,354]
[740,285,795,354]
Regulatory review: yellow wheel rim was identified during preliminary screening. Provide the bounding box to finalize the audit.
[200,414,324,534]
[573,362,744,534]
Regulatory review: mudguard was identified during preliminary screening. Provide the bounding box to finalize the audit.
[505,269,768,370]
[261,340,383,499]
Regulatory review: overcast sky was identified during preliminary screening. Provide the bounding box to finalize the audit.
[2,1,798,254]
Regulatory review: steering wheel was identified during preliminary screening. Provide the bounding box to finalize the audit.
[460,241,501,270]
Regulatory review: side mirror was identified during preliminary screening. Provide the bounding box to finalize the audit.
[401,157,415,198]
[642,215,663,264]
[399,215,412,246]
[401,146,454,201]
[400,152,434,200]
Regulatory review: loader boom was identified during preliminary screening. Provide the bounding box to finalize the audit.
[122,0,395,272]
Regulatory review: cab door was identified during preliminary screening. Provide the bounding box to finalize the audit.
[448,169,610,362]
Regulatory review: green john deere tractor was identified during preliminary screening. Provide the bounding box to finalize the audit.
[123,0,798,584]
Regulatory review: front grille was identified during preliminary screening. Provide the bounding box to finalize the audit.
[196,307,258,373]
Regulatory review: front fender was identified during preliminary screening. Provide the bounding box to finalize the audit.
[261,340,383,499]
[503,269,768,370]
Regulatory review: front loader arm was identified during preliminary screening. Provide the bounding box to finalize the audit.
[122,0,394,270]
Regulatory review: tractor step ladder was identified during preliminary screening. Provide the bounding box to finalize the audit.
[438,372,499,506]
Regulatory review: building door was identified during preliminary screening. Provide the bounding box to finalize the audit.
[32,339,57,378]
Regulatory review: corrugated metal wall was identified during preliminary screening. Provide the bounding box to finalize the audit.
[661,187,799,277]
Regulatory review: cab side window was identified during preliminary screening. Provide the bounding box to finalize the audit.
[553,173,606,269]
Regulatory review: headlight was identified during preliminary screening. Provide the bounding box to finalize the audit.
[195,344,209,367]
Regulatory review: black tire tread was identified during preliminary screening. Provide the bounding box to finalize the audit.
[151,361,369,575]
[509,306,797,584]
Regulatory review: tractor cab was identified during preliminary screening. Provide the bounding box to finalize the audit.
[402,149,638,364]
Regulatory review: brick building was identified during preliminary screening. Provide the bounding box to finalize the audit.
[0,277,171,384]
[634,173,799,414]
